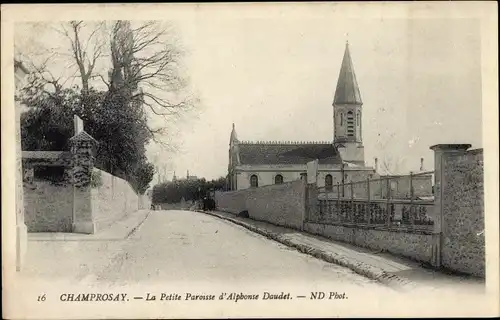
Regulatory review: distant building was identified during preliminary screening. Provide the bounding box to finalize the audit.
[184,170,198,181]
[227,42,375,190]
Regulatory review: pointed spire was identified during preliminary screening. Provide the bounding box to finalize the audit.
[230,122,238,145]
[333,41,362,105]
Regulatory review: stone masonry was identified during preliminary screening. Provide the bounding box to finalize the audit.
[23,116,151,234]
[215,180,307,230]
[216,143,485,278]
[441,147,484,277]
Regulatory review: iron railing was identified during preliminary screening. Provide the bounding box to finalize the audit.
[311,171,435,232]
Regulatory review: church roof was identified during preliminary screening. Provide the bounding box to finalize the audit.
[333,42,363,105]
[237,142,343,165]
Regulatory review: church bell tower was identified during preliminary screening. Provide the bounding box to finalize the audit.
[333,41,365,165]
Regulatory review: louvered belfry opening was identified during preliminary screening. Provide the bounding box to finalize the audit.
[347,111,355,137]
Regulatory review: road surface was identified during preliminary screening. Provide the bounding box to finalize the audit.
[24,210,392,291]
[14,210,491,319]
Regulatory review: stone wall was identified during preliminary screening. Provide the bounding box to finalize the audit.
[22,131,150,234]
[139,194,151,210]
[22,152,73,233]
[91,168,139,231]
[246,180,307,229]
[214,190,248,214]
[24,181,73,232]
[441,149,484,277]
[304,222,433,263]
[215,180,307,230]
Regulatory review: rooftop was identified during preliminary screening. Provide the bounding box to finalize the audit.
[238,142,343,165]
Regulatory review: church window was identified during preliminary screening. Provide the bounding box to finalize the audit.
[274,174,283,184]
[339,113,343,126]
[250,175,259,188]
[347,111,354,137]
[356,112,360,126]
[325,174,333,191]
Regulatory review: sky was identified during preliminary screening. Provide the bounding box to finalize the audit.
[13,5,484,182]
[165,15,483,181]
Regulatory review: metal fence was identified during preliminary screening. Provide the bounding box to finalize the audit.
[318,171,434,200]
[311,171,435,232]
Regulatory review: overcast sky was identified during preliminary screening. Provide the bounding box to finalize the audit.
[167,15,482,180]
[13,5,483,182]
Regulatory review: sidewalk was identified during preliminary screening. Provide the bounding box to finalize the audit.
[200,210,485,294]
[23,210,151,281]
[28,209,151,241]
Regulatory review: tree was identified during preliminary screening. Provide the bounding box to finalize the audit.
[374,131,407,175]
[380,155,406,176]
[151,176,227,205]
[17,20,197,195]
[20,87,80,151]
[59,21,106,96]
[17,20,197,149]
[132,162,155,195]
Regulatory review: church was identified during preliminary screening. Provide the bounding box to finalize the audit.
[227,42,376,191]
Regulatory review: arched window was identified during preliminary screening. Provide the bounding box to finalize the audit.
[347,111,354,137]
[274,174,283,184]
[339,112,344,126]
[250,175,258,188]
[356,112,360,126]
[325,174,333,191]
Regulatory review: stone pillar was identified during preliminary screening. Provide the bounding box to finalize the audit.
[14,62,28,272]
[70,131,98,234]
[429,144,471,267]
[304,180,318,227]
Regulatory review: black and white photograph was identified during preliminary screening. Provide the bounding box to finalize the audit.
[2,2,498,319]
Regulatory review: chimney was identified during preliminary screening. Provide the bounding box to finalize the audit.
[374,157,378,172]
[420,158,424,171]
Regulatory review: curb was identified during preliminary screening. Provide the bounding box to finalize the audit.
[125,210,152,239]
[199,210,418,292]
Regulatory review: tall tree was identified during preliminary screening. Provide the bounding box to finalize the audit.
[17,20,197,194]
